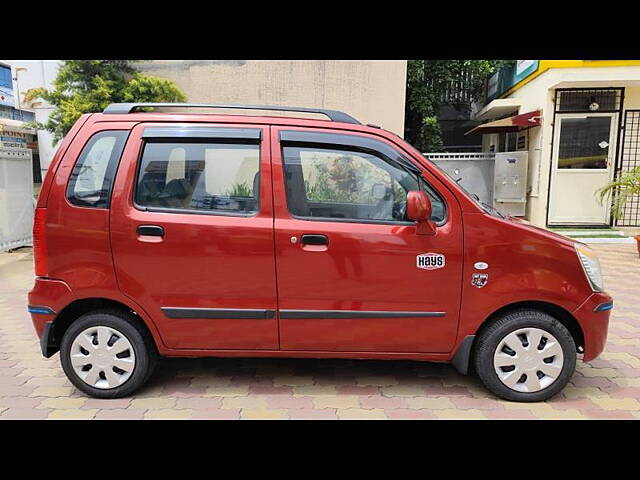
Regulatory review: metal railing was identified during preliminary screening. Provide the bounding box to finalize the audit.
[423,152,495,160]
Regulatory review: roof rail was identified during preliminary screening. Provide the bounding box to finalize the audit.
[102,103,361,124]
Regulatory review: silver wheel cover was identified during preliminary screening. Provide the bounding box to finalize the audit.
[493,327,564,393]
[69,326,136,389]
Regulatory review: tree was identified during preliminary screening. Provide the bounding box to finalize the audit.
[24,60,187,142]
[405,60,511,152]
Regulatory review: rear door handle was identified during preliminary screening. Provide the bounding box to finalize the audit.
[301,234,328,245]
[137,225,164,237]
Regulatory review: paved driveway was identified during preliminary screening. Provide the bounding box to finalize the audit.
[1,244,639,420]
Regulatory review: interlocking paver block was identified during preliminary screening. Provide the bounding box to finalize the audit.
[0,396,45,409]
[37,397,86,409]
[336,408,387,419]
[94,409,147,420]
[1,385,36,397]
[82,398,132,410]
[292,385,337,397]
[380,385,428,397]
[360,396,408,409]
[335,385,379,396]
[203,385,250,397]
[30,386,75,398]
[355,376,400,387]
[287,409,338,420]
[272,375,315,387]
[405,397,455,410]
[175,397,223,410]
[190,409,241,420]
[144,409,194,419]
[434,409,487,419]
[265,396,315,410]
[48,409,98,419]
[129,397,177,410]
[560,386,608,400]
[590,397,640,411]
[385,409,438,419]
[222,396,268,410]
[241,409,289,419]
[1,408,51,419]
[313,395,360,410]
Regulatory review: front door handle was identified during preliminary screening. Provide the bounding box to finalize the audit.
[301,234,328,245]
[137,225,165,237]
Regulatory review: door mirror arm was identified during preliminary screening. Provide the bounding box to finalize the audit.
[416,218,436,235]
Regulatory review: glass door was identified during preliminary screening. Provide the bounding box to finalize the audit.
[548,114,617,225]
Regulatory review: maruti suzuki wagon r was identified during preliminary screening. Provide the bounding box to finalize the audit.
[28,103,613,401]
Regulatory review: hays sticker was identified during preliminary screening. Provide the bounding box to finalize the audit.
[416,253,445,270]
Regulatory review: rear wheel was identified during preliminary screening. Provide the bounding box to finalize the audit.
[60,310,156,398]
[473,309,576,402]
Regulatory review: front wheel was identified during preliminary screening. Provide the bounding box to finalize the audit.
[473,309,576,402]
[60,310,156,398]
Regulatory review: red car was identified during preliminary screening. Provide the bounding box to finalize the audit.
[28,103,612,401]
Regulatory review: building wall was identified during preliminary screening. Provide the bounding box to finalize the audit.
[0,60,60,173]
[137,60,408,136]
[482,65,640,227]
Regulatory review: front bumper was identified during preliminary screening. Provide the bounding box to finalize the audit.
[573,291,613,362]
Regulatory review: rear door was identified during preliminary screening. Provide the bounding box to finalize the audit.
[110,123,279,350]
[271,127,464,353]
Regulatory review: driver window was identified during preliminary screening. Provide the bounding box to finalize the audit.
[283,145,418,222]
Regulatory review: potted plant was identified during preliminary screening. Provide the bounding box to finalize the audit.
[597,166,640,255]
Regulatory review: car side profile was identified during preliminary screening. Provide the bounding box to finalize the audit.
[28,103,613,401]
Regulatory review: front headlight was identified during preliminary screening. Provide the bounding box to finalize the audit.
[575,244,604,292]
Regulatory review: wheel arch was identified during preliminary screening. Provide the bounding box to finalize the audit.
[453,300,585,376]
[478,301,585,353]
[47,297,160,357]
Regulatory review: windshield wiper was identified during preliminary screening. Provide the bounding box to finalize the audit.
[479,201,505,219]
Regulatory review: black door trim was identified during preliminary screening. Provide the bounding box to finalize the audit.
[162,307,276,319]
[279,310,446,319]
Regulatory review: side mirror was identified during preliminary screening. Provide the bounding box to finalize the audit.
[406,190,436,235]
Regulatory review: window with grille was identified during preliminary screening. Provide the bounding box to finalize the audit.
[555,88,623,113]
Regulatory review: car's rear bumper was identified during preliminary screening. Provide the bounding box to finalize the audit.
[28,277,74,357]
[573,291,613,362]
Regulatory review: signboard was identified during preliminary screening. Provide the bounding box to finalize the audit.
[487,60,540,102]
[0,129,34,149]
[0,64,15,108]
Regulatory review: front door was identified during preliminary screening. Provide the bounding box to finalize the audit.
[271,127,463,353]
[110,123,279,350]
[548,114,617,225]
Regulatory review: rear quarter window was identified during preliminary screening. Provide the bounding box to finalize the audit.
[66,130,129,208]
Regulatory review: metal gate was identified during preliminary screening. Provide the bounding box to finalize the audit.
[615,110,640,226]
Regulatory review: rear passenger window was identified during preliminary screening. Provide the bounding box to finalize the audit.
[67,130,128,208]
[135,142,260,214]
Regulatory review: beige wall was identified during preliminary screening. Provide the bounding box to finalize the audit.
[137,60,407,136]
[481,66,640,227]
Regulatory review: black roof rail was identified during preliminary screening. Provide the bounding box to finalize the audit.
[102,103,361,125]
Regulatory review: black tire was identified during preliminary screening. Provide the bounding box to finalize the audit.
[473,309,576,402]
[60,309,157,398]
